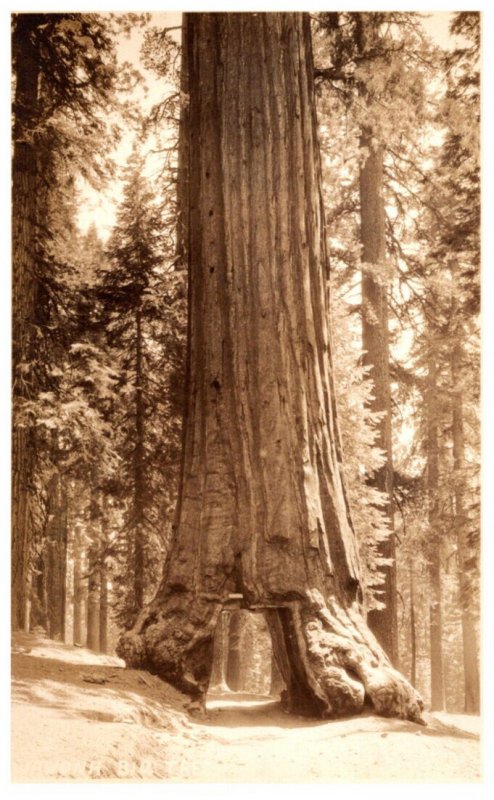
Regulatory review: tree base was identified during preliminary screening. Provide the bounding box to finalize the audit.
[117,588,424,723]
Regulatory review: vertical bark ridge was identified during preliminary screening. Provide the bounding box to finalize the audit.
[117,13,423,722]
[12,15,42,629]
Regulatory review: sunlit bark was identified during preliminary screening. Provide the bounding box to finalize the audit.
[118,12,423,722]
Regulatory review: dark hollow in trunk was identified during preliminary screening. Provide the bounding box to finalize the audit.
[117,12,423,723]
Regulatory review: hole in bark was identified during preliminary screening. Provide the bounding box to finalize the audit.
[210,378,221,390]
[209,266,215,273]
[208,209,214,216]
[207,609,285,709]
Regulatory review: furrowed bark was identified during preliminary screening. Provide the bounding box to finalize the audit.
[117,12,423,722]
[11,15,42,630]
[270,648,285,697]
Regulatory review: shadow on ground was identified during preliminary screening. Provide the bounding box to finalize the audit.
[204,691,480,741]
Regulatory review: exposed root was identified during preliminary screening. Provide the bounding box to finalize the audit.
[117,593,221,699]
[118,588,424,724]
[293,590,424,723]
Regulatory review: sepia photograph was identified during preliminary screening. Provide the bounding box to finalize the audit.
[8,2,487,786]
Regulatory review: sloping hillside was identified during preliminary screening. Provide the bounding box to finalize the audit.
[11,633,481,783]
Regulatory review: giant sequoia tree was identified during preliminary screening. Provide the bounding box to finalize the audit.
[117,12,423,722]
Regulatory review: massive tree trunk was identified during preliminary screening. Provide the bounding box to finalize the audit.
[426,347,445,710]
[451,340,480,713]
[11,15,42,630]
[117,12,422,722]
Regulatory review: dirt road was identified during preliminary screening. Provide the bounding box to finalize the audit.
[11,634,481,783]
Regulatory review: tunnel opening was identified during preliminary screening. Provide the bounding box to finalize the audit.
[206,603,286,709]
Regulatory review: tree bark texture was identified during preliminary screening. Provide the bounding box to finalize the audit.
[355,13,397,665]
[73,521,86,646]
[45,471,68,640]
[99,564,108,655]
[359,136,398,665]
[426,350,446,710]
[117,12,422,722]
[11,15,42,629]
[86,561,100,653]
[270,648,285,696]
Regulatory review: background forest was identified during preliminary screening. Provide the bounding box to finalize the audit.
[11,10,480,717]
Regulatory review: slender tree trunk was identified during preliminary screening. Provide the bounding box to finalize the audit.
[73,521,85,646]
[226,610,243,692]
[428,553,445,709]
[99,565,108,655]
[359,135,397,664]
[86,561,100,653]
[426,349,445,710]
[99,494,109,654]
[86,481,102,652]
[409,564,417,688]
[118,12,422,722]
[31,550,48,631]
[354,14,397,665]
[210,609,230,689]
[44,471,68,640]
[134,306,146,613]
[451,341,480,713]
[175,12,189,271]
[11,15,41,630]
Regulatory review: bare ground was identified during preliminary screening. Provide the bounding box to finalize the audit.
[11,633,481,783]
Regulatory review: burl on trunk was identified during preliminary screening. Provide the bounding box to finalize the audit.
[117,12,423,722]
